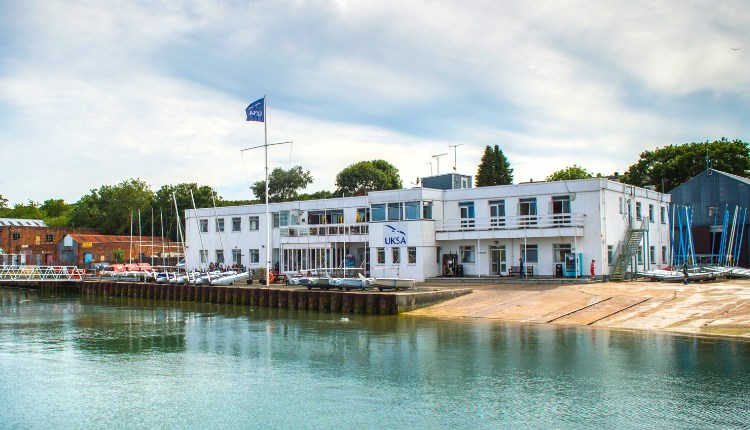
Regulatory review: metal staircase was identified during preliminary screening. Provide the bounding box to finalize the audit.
[610,219,648,281]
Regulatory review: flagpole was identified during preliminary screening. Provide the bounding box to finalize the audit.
[264,95,270,288]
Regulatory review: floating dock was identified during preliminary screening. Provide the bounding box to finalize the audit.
[1,280,472,315]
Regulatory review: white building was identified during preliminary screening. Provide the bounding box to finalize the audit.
[184,178,671,282]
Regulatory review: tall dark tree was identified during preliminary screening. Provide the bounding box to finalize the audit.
[70,178,155,235]
[475,145,513,186]
[335,160,402,196]
[251,166,314,202]
[621,138,750,192]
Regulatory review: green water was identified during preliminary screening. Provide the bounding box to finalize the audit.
[1,287,749,429]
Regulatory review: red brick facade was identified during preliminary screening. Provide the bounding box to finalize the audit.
[0,224,98,265]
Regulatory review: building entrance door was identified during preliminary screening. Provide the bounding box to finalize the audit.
[490,246,506,275]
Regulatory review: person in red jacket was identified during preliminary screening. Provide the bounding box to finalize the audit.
[590,259,595,279]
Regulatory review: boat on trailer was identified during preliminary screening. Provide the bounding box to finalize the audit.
[372,278,416,291]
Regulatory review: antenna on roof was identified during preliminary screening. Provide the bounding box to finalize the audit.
[432,153,448,175]
[448,144,464,171]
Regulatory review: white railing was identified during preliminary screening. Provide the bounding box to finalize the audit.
[435,213,585,232]
[0,265,87,281]
[280,223,369,238]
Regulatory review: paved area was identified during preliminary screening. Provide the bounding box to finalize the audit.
[407,278,750,338]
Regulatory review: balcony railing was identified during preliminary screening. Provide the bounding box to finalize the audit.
[280,223,369,238]
[436,213,585,232]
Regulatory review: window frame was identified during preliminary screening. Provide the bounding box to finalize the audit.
[407,247,417,264]
[249,216,259,231]
[232,217,242,232]
[460,245,475,263]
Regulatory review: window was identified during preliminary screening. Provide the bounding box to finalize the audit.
[636,248,643,264]
[45,234,54,243]
[607,245,614,265]
[356,208,369,223]
[708,206,718,217]
[648,204,655,223]
[635,202,642,221]
[519,198,538,226]
[520,244,538,263]
[216,250,225,264]
[249,249,259,264]
[660,206,667,224]
[422,202,433,220]
[371,205,386,222]
[216,218,225,232]
[232,217,241,232]
[460,246,475,263]
[461,177,470,188]
[232,249,242,265]
[619,197,624,214]
[392,247,400,264]
[387,203,401,221]
[489,200,505,227]
[661,246,667,263]
[649,246,655,264]
[199,250,208,264]
[249,216,259,230]
[404,201,420,220]
[12,233,20,241]
[436,246,441,264]
[308,211,325,225]
[459,202,475,228]
[326,210,343,224]
[272,213,280,228]
[279,211,290,227]
[200,219,208,233]
[552,196,571,224]
[376,248,385,264]
[408,247,417,264]
[553,244,572,263]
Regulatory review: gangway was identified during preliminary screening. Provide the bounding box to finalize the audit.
[0,265,87,282]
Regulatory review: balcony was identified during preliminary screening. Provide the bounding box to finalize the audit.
[435,213,585,240]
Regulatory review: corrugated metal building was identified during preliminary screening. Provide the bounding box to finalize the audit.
[669,169,750,267]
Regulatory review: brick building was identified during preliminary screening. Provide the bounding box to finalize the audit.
[58,234,183,268]
[0,218,98,265]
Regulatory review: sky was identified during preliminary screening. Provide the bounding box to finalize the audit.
[1,0,748,206]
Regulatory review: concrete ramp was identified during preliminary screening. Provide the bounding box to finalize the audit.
[527,296,611,323]
[551,296,651,326]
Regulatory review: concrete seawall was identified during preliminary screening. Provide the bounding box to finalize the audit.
[1,281,472,315]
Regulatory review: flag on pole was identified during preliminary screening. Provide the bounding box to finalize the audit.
[246,97,265,122]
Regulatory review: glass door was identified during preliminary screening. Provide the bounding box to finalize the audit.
[490,246,506,275]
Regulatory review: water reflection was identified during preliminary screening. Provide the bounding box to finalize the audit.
[1,287,749,429]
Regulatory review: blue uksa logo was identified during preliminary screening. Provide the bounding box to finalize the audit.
[384,224,407,245]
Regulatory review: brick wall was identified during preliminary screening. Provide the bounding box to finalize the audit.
[0,226,98,264]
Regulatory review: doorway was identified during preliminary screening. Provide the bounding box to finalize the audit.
[490,246,506,275]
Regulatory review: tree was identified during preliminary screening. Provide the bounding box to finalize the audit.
[1,201,46,220]
[475,145,513,186]
[545,165,594,181]
[621,138,750,192]
[335,160,402,196]
[70,178,155,235]
[40,199,74,227]
[154,183,224,240]
[251,166,314,202]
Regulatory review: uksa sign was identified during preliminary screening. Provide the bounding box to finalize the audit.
[384,224,407,245]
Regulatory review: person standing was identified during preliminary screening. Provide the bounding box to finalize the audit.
[590,259,595,279]
[682,263,689,285]
[519,257,525,278]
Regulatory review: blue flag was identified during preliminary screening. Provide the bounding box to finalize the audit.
[245,97,265,122]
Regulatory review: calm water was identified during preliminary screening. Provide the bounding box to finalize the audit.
[1,287,749,429]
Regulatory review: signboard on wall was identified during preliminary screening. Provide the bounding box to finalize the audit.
[82,242,93,248]
[384,224,407,246]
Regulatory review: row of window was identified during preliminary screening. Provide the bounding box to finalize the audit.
[199,249,261,265]
[8,233,54,242]
[607,245,668,265]
[623,199,668,223]
[374,247,418,265]
[200,217,261,233]
[371,202,433,222]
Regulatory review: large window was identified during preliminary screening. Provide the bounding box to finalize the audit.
[520,244,538,263]
[408,247,417,264]
[459,202,475,228]
[215,250,225,264]
[326,210,344,224]
[460,245,475,263]
[249,249,259,264]
[356,208,369,223]
[249,216,259,230]
[371,205,386,222]
[404,201,420,220]
[376,248,385,264]
[519,198,537,226]
[272,213,280,228]
[232,217,241,232]
[553,244,572,263]
[392,247,400,264]
[216,218,225,232]
[387,203,401,221]
[200,219,208,233]
[308,211,325,225]
[648,204,655,223]
[232,249,242,265]
[660,206,667,224]
[552,195,571,224]
[489,200,505,227]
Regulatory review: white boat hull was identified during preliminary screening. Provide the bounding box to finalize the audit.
[373,278,415,291]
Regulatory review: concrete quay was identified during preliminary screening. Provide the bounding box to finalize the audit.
[408,278,750,338]
[1,280,472,315]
